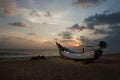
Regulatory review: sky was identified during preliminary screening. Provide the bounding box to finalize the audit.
[0,0,120,52]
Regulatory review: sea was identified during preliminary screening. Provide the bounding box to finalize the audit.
[0,48,116,61]
[0,49,59,61]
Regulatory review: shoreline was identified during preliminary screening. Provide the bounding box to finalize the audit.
[0,53,120,80]
[0,53,120,61]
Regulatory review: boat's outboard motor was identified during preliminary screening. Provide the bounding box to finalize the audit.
[94,41,107,60]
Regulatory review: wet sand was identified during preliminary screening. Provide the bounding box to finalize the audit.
[0,53,120,80]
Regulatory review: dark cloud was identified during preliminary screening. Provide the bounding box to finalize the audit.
[79,25,120,53]
[16,37,25,40]
[67,24,87,31]
[85,11,120,29]
[27,33,36,36]
[93,29,107,34]
[69,11,120,32]
[29,10,41,17]
[73,0,106,8]
[57,31,74,43]
[67,23,95,32]
[8,22,27,27]
[44,11,52,17]
[79,36,96,45]
[86,23,95,29]
[58,31,73,39]
[66,11,120,33]
[65,11,120,52]
[108,25,120,35]
[29,10,52,17]
[76,11,120,53]
[98,25,120,52]
[0,0,18,17]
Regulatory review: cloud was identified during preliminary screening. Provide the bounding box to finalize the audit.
[73,0,106,8]
[67,23,96,32]
[67,24,87,31]
[0,0,18,17]
[29,10,52,17]
[58,31,73,39]
[108,24,120,38]
[80,11,120,52]
[0,31,54,49]
[98,25,120,52]
[16,37,25,40]
[0,32,26,49]
[78,25,120,53]
[85,11,120,29]
[79,36,96,45]
[19,8,69,24]
[93,29,107,34]
[56,31,77,43]
[8,22,27,27]
[63,10,120,52]
[19,8,52,24]
[27,33,36,36]
[67,11,120,33]
[60,40,75,43]
[29,10,41,17]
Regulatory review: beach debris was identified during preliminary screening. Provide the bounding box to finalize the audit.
[31,55,46,60]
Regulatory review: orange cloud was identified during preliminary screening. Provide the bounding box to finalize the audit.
[8,22,27,27]
[0,0,18,17]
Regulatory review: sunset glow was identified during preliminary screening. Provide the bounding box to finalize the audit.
[75,43,80,47]
[0,0,120,52]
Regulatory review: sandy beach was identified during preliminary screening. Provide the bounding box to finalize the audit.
[0,54,120,80]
